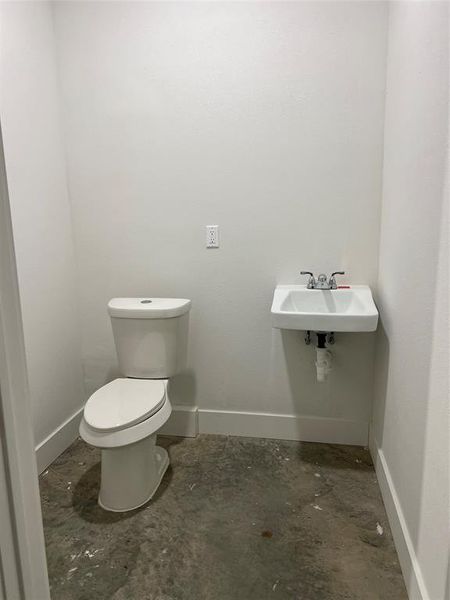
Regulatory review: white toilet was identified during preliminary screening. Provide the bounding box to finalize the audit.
[79,297,191,512]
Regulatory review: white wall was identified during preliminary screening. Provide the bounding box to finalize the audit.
[371,2,449,599]
[52,1,388,443]
[0,2,85,468]
[2,2,448,594]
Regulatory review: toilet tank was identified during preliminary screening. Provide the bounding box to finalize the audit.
[108,298,191,378]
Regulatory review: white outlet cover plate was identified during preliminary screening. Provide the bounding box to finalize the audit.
[206,225,219,248]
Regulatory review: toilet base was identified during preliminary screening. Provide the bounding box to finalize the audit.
[98,435,169,512]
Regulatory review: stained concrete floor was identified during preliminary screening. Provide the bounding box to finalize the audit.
[39,435,407,600]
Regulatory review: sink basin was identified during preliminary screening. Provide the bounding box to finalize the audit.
[271,285,378,332]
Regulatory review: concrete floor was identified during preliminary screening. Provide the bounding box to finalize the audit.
[39,435,407,600]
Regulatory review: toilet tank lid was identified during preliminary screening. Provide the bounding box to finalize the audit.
[108,297,191,319]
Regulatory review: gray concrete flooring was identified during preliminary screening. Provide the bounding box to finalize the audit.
[39,435,407,600]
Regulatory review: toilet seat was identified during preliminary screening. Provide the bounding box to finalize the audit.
[80,379,172,449]
[84,378,166,432]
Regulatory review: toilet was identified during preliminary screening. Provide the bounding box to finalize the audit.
[79,297,191,512]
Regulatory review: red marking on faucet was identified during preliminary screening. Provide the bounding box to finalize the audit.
[337,285,351,289]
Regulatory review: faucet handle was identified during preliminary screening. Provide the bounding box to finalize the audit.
[300,271,316,289]
[329,271,345,289]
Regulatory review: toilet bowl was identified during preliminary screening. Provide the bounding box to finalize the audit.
[79,297,191,512]
[80,378,172,511]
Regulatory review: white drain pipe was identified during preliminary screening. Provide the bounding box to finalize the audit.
[315,347,332,382]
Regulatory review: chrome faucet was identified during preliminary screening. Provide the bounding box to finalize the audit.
[300,271,316,289]
[301,271,345,290]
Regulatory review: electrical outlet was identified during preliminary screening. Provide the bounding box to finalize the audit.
[206,225,219,248]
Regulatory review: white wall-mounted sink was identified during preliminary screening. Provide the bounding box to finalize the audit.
[271,285,378,332]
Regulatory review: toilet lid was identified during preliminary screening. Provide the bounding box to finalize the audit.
[84,378,166,432]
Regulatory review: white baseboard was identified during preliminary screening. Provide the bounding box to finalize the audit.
[35,407,83,474]
[198,409,368,446]
[159,405,198,437]
[162,405,368,446]
[36,406,368,475]
[369,429,428,600]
